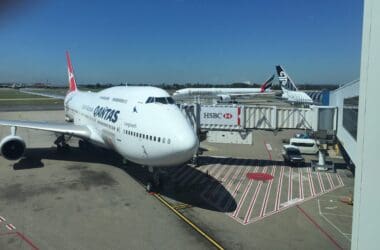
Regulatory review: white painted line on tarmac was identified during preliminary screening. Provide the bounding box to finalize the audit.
[187,164,213,186]
[280,198,302,208]
[307,167,316,197]
[210,162,237,198]
[336,173,344,186]
[175,166,195,183]
[260,166,276,217]
[265,143,272,151]
[274,166,285,211]
[203,164,231,199]
[316,172,325,193]
[217,165,245,205]
[171,165,188,180]
[180,165,204,186]
[200,162,224,184]
[231,166,259,217]
[299,168,304,200]
[0,216,6,222]
[243,167,268,224]
[317,199,352,242]
[288,167,293,201]
[326,173,334,190]
[224,167,253,212]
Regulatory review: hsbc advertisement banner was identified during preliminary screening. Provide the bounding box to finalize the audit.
[200,106,244,129]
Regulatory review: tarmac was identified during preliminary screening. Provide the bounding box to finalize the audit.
[0,110,354,249]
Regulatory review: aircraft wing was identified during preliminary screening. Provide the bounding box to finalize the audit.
[19,89,65,100]
[0,120,91,138]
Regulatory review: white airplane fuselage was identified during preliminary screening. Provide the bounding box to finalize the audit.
[64,86,198,167]
[281,88,313,104]
[173,88,264,96]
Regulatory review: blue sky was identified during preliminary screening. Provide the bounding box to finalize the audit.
[0,0,363,85]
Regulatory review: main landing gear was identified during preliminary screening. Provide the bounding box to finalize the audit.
[78,139,92,151]
[146,166,161,193]
[54,134,70,152]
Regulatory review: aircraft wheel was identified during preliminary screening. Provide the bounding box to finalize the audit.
[78,140,84,150]
[146,182,154,192]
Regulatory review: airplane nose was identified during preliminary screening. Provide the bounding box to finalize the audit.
[174,129,199,162]
[177,132,198,153]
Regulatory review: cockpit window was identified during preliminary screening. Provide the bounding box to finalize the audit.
[155,97,167,104]
[145,96,175,104]
[167,97,175,104]
[146,97,154,103]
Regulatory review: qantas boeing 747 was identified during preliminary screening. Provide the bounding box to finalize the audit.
[0,52,199,191]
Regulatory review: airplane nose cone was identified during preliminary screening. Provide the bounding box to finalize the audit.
[177,131,198,153]
[174,129,199,163]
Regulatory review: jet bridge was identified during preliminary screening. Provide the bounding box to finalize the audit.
[180,104,337,144]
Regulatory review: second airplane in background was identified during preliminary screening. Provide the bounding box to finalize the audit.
[276,65,313,104]
[173,75,275,103]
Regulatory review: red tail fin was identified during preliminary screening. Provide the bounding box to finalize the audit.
[260,74,274,93]
[66,51,77,92]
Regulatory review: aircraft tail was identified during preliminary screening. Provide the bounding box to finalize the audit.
[66,51,78,93]
[260,74,275,93]
[275,65,298,91]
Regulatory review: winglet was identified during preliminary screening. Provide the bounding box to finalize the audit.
[66,51,77,92]
[260,74,274,93]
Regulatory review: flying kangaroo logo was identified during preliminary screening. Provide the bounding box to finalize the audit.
[223,113,233,119]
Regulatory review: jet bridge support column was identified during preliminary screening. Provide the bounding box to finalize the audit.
[192,103,201,166]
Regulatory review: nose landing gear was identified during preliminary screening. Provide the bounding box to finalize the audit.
[146,166,161,193]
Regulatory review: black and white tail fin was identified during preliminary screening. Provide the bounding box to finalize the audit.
[260,74,275,93]
[276,65,298,91]
[66,51,78,93]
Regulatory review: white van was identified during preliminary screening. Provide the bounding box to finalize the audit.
[288,138,319,154]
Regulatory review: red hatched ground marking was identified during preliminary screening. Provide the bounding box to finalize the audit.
[5,224,16,231]
[184,157,346,226]
[246,172,273,181]
[243,167,268,224]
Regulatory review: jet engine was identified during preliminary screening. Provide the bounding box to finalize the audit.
[0,135,26,160]
[217,94,232,103]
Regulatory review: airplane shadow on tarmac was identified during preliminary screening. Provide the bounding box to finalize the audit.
[14,147,238,212]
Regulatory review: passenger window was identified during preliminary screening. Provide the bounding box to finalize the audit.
[162,138,166,143]
[168,139,171,144]
[154,136,156,141]
[158,137,160,142]
[150,135,152,141]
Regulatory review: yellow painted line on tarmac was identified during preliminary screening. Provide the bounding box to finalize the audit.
[153,193,224,250]
[172,203,192,210]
